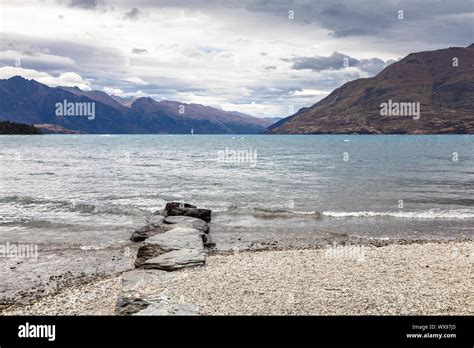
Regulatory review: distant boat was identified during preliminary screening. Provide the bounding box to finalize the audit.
[191,128,194,135]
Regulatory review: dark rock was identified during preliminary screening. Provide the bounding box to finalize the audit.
[134,244,167,268]
[115,298,150,315]
[166,202,197,210]
[164,202,212,222]
[202,233,215,248]
[130,230,148,242]
[130,223,173,242]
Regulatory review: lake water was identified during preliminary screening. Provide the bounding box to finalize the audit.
[0,134,473,301]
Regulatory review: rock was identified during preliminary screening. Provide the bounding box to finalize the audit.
[121,269,176,296]
[164,202,212,223]
[133,302,199,316]
[134,244,167,268]
[153,202,196,216]
[163,216,210,234]
[146,227,204,252]
[143,249,206,271]
[135,227,204,267]
[165,202,197,210]
[130,230,148,242]
[130,223,173,242]
[202,233,215,248]
[115,297,151,315]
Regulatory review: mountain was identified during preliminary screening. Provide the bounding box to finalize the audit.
[0,76,271,134]
[261,117,283,126]
[267,44,474,134]
[129,97,271,134]
[0,76,134,133]
[109,95,137,107]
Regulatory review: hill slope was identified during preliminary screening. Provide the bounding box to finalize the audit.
[0,77,271,134]
[267,44,474,134]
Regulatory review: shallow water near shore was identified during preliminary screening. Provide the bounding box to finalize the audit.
[0,134,473,302]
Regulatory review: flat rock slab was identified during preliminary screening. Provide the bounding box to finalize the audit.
[147,227,204,252]
[163,216,210,234]
[133,302,200,316]
[115,298,151,316]
[122,269,176,296]
[143,248,206,271]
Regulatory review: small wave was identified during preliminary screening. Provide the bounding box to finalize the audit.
[70,201,150,216]
[221,206,321,219]
[0,196,68,206]
[323,210,474,219]
[253,208,321,219]
[0,196,149,217]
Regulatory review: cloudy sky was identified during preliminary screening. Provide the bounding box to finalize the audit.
[0,0,472,117]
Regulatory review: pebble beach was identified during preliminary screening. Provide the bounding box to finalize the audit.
[3,240,472,316]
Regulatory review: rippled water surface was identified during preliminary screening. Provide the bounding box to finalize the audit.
[0,134,472,299]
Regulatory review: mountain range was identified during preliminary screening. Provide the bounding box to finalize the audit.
[267,44,474,134]
[0,77,275,134]
[1,45,472,135]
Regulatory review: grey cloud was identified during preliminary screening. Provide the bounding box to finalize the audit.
[68,0,100,10]
[356,57,388,75]
[142,0,473,43]
[123,8,141,20]
[291,52,357,71]
[131,48,148,54]
[289,51,393,75]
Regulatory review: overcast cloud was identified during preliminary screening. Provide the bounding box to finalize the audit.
[0,0,472,117]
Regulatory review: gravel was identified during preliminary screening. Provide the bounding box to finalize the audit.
[2,241,472,315]
[2,276,121,315]
[164,241,473,315]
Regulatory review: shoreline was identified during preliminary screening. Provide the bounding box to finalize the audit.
[2,239,472,316]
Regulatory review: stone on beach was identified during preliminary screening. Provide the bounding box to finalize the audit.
[133,302,199,316]
[143,248,206,271]
[130,222,171,242]
[134,244,166,268]
[163,202,212,223]
[115,297,151,316]
[201,233,215,248]
[134,227,205,267]
[163,215,210,234]
[145,227,205,252]
[120,202,211,315]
